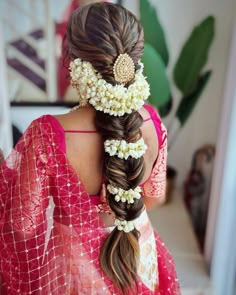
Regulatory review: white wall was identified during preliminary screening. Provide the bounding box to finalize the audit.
[0,22,12,156]
[10,106,70,135]
[210,63,236,295]
[124,0,236,187]
[0,0,68,42]
[204,16,236,294]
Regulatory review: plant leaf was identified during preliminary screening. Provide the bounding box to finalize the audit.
[158,97,173,117]
[176,71,212,126]
[140,0,169,66]
[173,16,215,96]
[142,43,170,108]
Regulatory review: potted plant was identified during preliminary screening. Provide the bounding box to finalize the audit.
[139,0,215,201]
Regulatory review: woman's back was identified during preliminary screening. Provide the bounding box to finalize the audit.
[54,105,158,196]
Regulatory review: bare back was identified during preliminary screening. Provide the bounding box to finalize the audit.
[55,106,159,196]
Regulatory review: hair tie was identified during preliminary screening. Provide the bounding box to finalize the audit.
[114,219,135,233]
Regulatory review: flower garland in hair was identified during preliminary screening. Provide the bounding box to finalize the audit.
[69,58,150,116]
[104,138,147,159]
[115,219,135,233]
[107,184,142,204]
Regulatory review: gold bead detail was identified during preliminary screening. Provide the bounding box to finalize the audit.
[113,53,135,84]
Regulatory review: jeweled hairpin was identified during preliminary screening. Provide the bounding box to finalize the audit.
[113,53,135,84]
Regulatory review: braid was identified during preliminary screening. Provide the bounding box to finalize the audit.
[97,112,145,293]
[66,3,145,293]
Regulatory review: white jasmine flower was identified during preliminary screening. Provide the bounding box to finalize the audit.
[69,58,150,116]
[107,185,142,204]
[104,138,147,159]
[114,219,135,233]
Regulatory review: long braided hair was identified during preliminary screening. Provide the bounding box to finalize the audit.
[66,3,145,293]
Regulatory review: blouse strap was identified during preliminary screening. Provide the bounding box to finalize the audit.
[64,130,98,133]
[143,104,163,146]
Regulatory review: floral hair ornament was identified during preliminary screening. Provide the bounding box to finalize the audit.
[69,57,150,116]
[107,184,142,204]
[104,138,147,159]
[114,219,135,233]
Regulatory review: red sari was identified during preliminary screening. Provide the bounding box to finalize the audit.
[0,105,181,294]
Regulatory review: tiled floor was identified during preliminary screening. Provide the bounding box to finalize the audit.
[148,190,213,295]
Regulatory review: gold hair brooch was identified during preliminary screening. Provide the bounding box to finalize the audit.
[113,53,135,84]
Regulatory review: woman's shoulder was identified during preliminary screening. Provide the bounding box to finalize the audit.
[21,114,65,150]
[28,114,64,134]
[52,107,97,131]
[142,104,161,121]
[142,104,167,147]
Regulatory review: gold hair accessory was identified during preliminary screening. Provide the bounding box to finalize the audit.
[113,53,135,84]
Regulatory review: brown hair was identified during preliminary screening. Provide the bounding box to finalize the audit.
[66,3,145,293]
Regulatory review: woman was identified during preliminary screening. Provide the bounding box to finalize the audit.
[0,3,180,294]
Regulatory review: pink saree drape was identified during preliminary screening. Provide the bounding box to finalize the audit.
[0,106,181,294]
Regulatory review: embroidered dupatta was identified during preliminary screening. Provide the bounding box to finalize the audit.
[0,111,180,294]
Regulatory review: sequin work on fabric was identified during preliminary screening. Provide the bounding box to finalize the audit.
[0,106,181,294]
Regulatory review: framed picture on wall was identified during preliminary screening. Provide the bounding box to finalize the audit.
[4,0,121,104]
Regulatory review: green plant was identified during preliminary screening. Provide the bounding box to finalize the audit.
[173,16,215,97]
[142,43,170,107]
[139,0,215,148]
[140,0,169,65]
